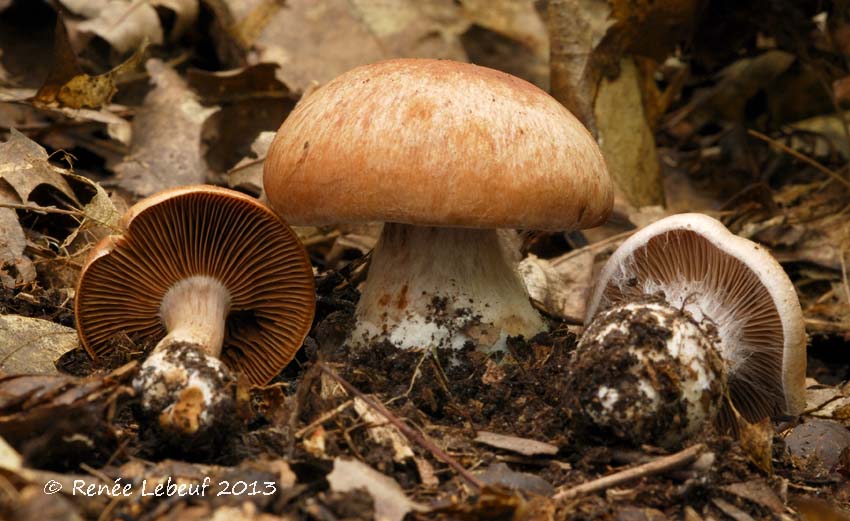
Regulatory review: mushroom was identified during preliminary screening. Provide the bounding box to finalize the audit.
[575,213,805,437]
[263,58,613,351]
[76,185,315,435]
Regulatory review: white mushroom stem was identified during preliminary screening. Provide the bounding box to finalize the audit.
[136,275,234,436]
[156,275,231,356]
[351,223,546,350]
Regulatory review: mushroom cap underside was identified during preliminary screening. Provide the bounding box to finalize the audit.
[264,58,613,231]
[585,213,806,420]
[76,185,316,385]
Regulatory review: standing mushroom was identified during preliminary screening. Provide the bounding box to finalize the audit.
[76,185,315,435]
[570,213,805,444]
[264,59,613,351]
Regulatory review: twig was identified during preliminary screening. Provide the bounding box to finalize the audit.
[0,202,83,216]
[553,443,705,501]
[747,129,850,190]
[317,362,483,490]
[294,398,354,438]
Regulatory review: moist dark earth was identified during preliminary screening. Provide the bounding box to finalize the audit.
[2,261,847,520]
[2,1,850,519]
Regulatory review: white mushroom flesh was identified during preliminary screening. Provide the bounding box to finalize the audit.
[350,223,546,351]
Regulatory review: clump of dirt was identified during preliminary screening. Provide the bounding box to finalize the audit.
[564,299,726,448]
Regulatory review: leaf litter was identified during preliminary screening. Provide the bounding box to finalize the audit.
[1,1,850,520]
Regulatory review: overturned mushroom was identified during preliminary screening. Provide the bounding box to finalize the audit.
[264,58,613,351]
[570,213,805,444]
[76,185,315,435]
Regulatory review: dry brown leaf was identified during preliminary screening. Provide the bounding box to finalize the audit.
[810,395,850,423]
[737,416,774,475]
[327,458,427,521]
[188,64,296,175]
[0,315,77,376]
[474,430,558,457]
[711,497,755,521]
[114,59,219,196]
[834,76,850,105]
[721,480,786,515]
[34,17,145,110]
[519,250,595,322]
[210,0,467,92]
[0,434,22,471]
[475,462,555,496]
[68,0,164,54]
[225,130,273,196]
[459,0,547,58]
[0,129,80,288]
[595,57,663,207]
[791,111,850,158]
[668,51,795,134]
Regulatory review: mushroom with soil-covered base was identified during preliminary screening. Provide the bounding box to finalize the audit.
[76,185,315,435]
[263,58,613,351]
[568,213,806,446]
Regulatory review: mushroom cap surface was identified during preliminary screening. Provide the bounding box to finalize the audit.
[264,58,613,230]
[585,213,806,420]
[76,185,316,385]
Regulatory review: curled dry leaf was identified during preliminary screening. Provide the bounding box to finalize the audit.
[0,315,78,376]
[0,129,78,289]
[327,458,427,521]
[737,416,774,475]
[60,0,198,43]
[0,130,120,290]
[64,0,163,54]
[518,250,595,322]
[114,59,219,196]
[35,17,145,110]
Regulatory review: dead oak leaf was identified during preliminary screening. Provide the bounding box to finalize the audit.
[114,59,219,197]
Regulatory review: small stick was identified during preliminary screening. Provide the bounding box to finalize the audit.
[553,443,705,501]
[747,129,850,190]
[294,398,354,438]
[317,363,484,490]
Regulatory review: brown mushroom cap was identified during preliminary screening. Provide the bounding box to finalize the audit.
[76,185,316,385]
[585,213,806,421]
[264,58,613,231]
